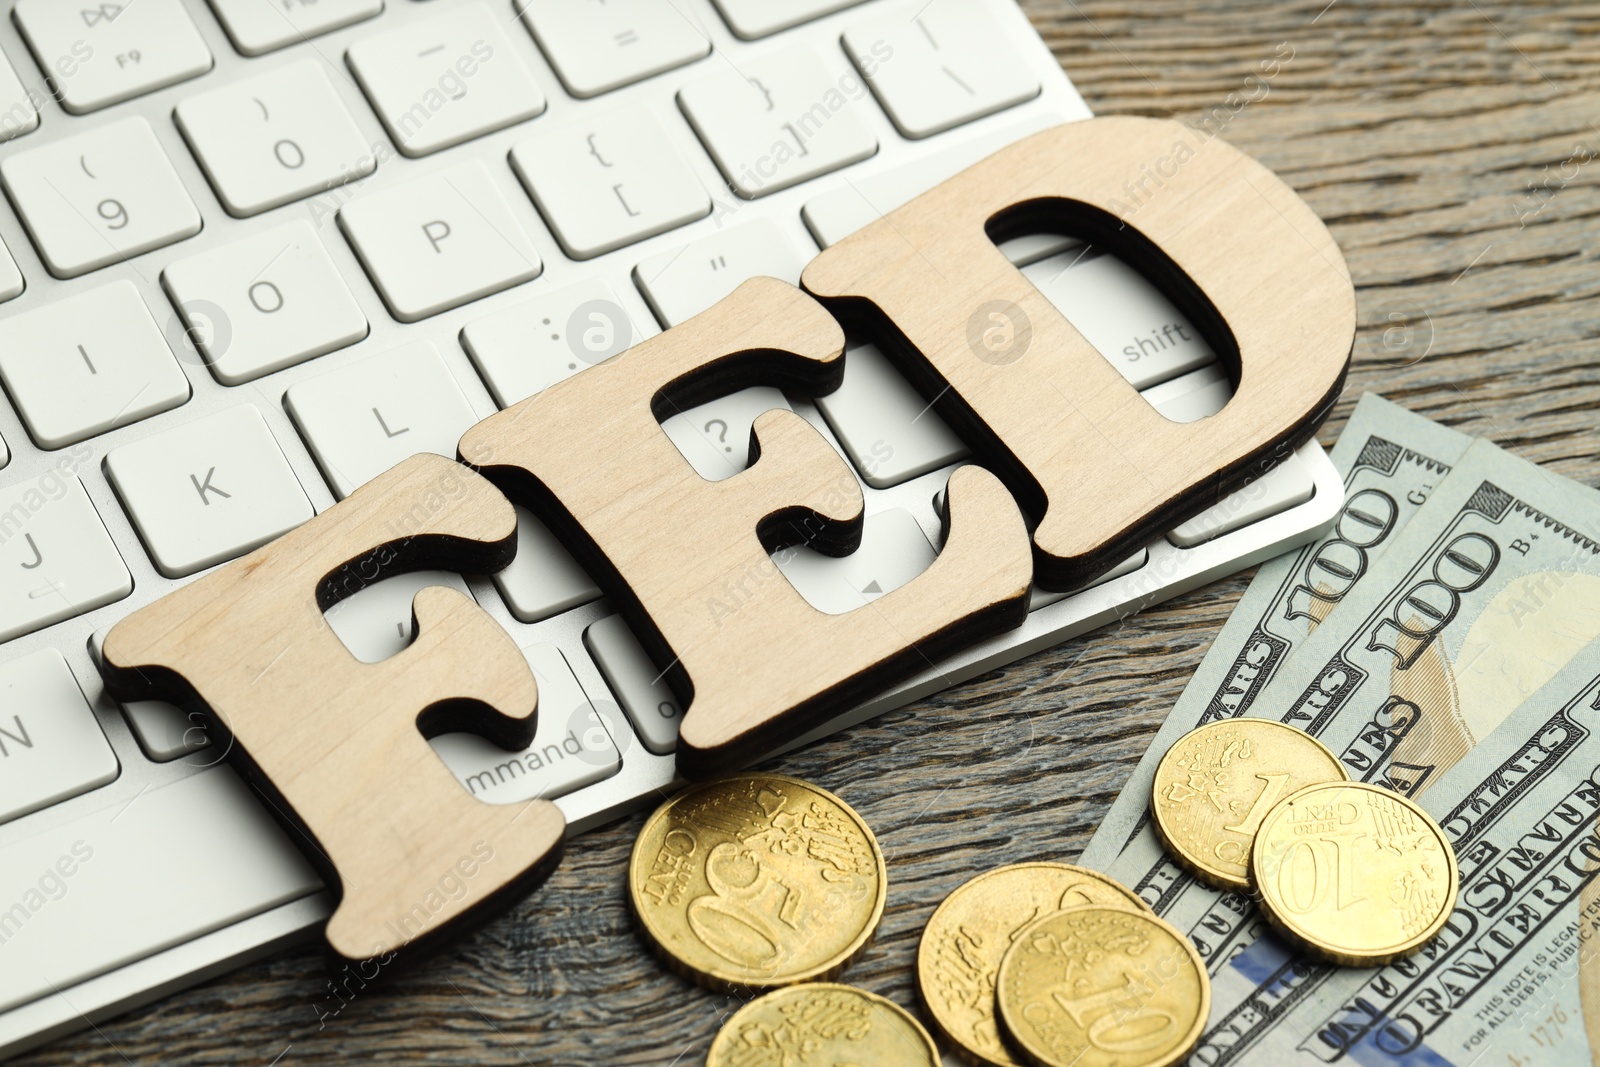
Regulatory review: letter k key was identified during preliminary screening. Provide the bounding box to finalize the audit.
[190,466,231,505]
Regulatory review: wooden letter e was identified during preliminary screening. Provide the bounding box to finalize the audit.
[460,279,1034,775]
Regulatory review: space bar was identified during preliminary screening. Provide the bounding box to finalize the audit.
[0,767,321,1014]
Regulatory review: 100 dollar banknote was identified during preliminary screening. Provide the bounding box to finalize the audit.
[1271,434,1600,795]
[1080,394,1471,870]
[1104,435,1600,1062]
[1215,633,1600,1066]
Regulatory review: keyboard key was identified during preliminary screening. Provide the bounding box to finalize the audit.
[813,342,967,488]
[0,47,40,141]
[1169,449,1316,548]
[774,507,935,614]
[844,0,1040,139]
[0,281,190,449]
[105,405,314,578]
[1030,548,1147,609]
[0,236,24,302]
[431,644,622,802]
[0,650,119,825]
[927,478,1149,604]
[462,278,644,407]
[0,475,132,643]
[0,764,320,1015]
[712,0,865,39]
[679,45,878,199]
[122,695,209,762]
[1022,250,1215,390]
[510,104,709,260]
[88,609,207,771]
[521,0,710,98]
[635,221,810,483]
[1143,362,1231,424]
[660,386,791,482]
[163,220,367,386]
[340,160,542,323]
[0,117,202,279]
[176,59,376,218]
[323,570,474,663]
[1145,366,1317,547]
[634,218,808,327]
[209,0,384,57]
[347,2,546,158]
[583,614,681,754]
[285,341,478,499]
[14,0,212,115]
[493,507,600,623]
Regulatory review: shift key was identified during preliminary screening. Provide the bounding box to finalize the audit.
[1022,250,1214,390]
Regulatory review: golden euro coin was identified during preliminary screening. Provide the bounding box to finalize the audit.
[1150,717,1348,890]
[1251,780,1457,966]
[996,905,1208,1067]
[629,774,886,992]
[918,863,1151,1066]
[707,983,940,1066]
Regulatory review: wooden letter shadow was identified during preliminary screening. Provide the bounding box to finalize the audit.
[100,454,565,963]
[459,277,1034,776]
[803,116,1357,590]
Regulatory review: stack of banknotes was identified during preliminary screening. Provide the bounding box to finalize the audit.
[1080,392,1600,1065]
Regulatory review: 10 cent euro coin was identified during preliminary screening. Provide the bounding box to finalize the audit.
[629,774,886,992]
[996,905,1209,1067]
[1151,717,1348,890]
[1251,780,1458,966]
[918,863,1151,1066]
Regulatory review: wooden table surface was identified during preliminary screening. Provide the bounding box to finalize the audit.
[22,2,1600,1064]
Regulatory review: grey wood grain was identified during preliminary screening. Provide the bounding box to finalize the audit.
[19,1,1600,1063]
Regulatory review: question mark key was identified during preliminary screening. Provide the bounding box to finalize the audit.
[657,387,793,481]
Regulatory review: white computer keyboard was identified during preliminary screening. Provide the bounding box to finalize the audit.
[0,0,1343,1057]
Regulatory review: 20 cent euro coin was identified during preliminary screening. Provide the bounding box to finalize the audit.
[1251,780,1458,965]
[917,863,1150,1066]
[996,905,1208,1067]
[708,984,939,1066]
[629,774,886,992]
[1151,717,1348,890]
